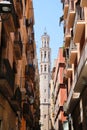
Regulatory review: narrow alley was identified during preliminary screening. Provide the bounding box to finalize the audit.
[0,0,87,130]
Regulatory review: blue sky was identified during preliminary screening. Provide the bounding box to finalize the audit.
[33,0,64,68]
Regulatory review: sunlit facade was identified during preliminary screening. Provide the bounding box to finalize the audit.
[51,48,67,130]
[0,0,40,130]
[40,32,51,130]
[62,0,87,129]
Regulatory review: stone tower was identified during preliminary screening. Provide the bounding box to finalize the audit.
[40,31,51,130]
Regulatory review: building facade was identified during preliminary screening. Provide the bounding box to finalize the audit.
[51,48,67,130]
[49,60,57,130]
[61,0,87,130]
[40,32,51,130]
[0,0,40,130]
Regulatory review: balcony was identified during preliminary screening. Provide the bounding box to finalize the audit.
[2,3,20,32]
[66,63,72,77]
[80,0,87,7]
[25,81,34,105]
[23,102,33,121]
[15,0,23,18]
[23,102,29,115]
[69,40,78,64]
[63,70,79,114]
[13,61,17,73]
[73,9,85,43]
[14,32,22,59]
[26,18,33,27]
[63,70,68,84]
[64,43,87,113]
[64,0,69,19]
[10,87,22,112]
[0,59,14,97]
[14,40,22,59]
[25,64,35,81]
[67,0,75,28]
[64,28,71,47]
[74,43,87,92]
[27,35,34,53]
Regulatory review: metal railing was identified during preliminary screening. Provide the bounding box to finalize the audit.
[73,6,84,33]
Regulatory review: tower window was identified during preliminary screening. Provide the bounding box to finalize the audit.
[47,41,48,47]
[44,99,46,102]
[44,89,46,92]
[44,114,46,118]
[44,51,46,58]
[44,65,47,72]
[44,41,46,47]
[42,41,43,47]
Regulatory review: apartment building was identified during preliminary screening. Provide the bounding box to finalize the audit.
[51,48,67,130]
[62,0,87,129]
[0,0,40,130]
[49,60,57,130]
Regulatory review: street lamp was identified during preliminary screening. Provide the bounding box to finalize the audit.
[0,1,12,22]
[0,1,12,13]
[0,1,12,46]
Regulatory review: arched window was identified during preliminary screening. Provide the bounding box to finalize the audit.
[44,39,46,47]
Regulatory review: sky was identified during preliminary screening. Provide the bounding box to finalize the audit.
[33,0,64,68]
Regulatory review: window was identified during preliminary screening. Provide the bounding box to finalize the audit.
[44,51,46,58]
[47,41,48,47]
[44,115,46,118]
[41,65,43,72]
[44,89,46,92]
[44,41,46,47]
[42,41,43,47]
[44,99,46,102]
[44,65,46,72]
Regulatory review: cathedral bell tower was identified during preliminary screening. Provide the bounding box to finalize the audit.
[40,31,51,130]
